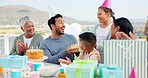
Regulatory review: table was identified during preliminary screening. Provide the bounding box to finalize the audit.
[0,62,60,78]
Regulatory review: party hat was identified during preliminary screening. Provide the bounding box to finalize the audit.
[102,0,111,9]
[129,67,137,78]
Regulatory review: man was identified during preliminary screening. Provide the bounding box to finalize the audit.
[40,14,78,64]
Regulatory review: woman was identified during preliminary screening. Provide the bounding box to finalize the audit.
[110,17,134,40]
[10,16,44,55]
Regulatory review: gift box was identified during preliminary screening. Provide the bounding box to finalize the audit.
[66,60,98,78]
[0,55,27,68]
[2,66,31,78]
[103,40,147,78]
[2,68,12,78]
[99,64,123,78]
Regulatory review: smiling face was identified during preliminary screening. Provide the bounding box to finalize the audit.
[54,17,65,35]
[97,8,110,23]
[22,21,35,38]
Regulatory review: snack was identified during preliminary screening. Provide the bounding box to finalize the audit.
[70,44,80,52]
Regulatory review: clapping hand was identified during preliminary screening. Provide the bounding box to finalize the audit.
[16,39,28,55]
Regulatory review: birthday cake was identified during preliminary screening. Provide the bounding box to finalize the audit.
[26,49,43,59]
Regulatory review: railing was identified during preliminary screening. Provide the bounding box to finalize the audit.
[0,34,18,55]
[0,34,49,55]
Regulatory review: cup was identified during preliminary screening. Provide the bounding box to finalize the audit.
[12,69,22,78]
[33,63,41,71]
[30,71,40,78]
[27,61,33,71]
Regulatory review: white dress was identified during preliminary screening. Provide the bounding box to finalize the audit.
[95,23,112,52]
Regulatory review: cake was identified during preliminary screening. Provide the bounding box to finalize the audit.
[70,44,81,52]
[26,49,44,59]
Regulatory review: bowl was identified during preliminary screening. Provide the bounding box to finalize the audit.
[37,66,59,76]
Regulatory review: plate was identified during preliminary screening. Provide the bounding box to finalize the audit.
[28,56,48,62]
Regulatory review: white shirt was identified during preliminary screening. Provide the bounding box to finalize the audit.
[23,36,33,47]
[96,23,112,50]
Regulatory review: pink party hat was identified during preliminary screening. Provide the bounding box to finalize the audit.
[129,67,137,78]
[102,0,111,8]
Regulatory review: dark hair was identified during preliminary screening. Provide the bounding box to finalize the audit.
[99,6,115,21]
[48,14,63,30]
[114,17,133,36]
[79,32,96,47]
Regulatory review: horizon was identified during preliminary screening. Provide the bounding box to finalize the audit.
[1,0,148,21]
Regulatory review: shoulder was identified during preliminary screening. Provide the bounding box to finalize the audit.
[34,33,43,37]
[94,24,100,33]
[15,34,23,40]
[64,33,74,37]
[63,33,76,39]
[34,33,44,39]
[89,49,100,56]
[41,37,50,43]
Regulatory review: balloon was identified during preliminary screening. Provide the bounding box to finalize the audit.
[64,23,70,34]
[69,23,81,38]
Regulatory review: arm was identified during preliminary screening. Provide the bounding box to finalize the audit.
[89,50,101,63]
[90,55,101,63]
[10,36,26,55]
[10,38,17,55]
[40,42,70,64]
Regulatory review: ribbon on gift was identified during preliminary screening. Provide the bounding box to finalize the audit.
[73,60,92,78]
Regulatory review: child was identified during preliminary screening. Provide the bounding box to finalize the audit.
[59,32,101,65]
[94,0,115,63]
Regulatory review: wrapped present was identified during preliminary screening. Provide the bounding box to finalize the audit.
[2,66,31,78]
[0,55,27,68]
[99,64,123,78]
[21,66,31,78]
[103,40,147,78]
[2,68,12,78]
[66,60,98,78]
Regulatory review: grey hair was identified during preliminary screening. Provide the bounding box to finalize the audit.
[19,16,34,27]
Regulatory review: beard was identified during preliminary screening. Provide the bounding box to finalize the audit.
[56,29,64,35]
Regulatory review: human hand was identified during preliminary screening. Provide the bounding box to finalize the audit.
[58,57,71,65]
[16,39,28,55]
[66,44,79,55]
[116,31,135,40]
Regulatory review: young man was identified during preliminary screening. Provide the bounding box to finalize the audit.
[40,14,78,64]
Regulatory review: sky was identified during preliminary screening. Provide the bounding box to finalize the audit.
[1,0,148,21]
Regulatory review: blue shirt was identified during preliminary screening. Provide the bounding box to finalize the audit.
[40,34,77,64]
